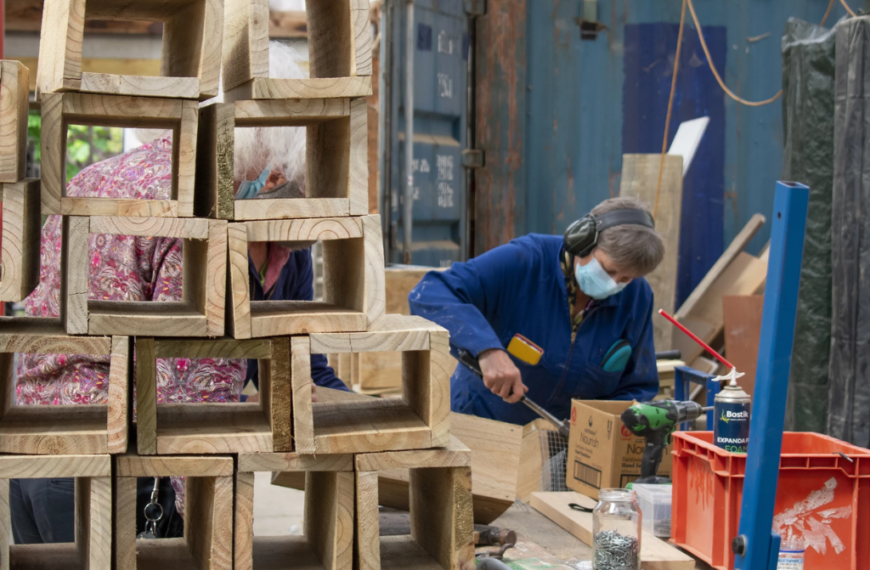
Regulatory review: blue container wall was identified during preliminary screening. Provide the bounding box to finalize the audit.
[476,0,841,304]
[385,0,469,267]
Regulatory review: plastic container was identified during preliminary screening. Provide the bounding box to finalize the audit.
[671,431,870,570]
[777,538,805,570]
[592,488,641,570]
[633,484,673,538]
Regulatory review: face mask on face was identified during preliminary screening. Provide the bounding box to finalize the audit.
[574,257,628,300]
[236,167,271,200]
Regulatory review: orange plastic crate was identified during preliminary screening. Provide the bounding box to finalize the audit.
[671,431,870,570]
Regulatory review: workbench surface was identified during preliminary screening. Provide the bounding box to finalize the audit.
[491,502,714,570]
[380,501,712,569]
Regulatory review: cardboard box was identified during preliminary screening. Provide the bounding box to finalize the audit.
[566,400,673,499]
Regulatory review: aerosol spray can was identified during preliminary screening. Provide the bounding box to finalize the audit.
[714,372,751,453]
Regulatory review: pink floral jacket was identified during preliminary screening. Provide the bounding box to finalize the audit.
[16,134,244,512]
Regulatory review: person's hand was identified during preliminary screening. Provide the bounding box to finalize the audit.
[478,349,528,403]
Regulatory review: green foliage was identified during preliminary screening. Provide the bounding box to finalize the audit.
[25,111,125,181]
[65,124,124,181]
[27,110,41,164]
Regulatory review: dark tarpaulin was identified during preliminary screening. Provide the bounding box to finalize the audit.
[781,19,835,433]
[829,16,870,447]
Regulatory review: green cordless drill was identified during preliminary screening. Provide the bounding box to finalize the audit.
[620,400,711,485]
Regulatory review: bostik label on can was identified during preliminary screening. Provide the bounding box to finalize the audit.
[714,386,751,453]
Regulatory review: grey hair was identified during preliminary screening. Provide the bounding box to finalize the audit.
[590,197,665,276]
[233,41,308,186]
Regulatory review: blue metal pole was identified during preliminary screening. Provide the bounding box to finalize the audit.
[733,182,808,570]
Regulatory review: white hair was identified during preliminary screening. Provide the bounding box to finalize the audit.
[233,41,309,187]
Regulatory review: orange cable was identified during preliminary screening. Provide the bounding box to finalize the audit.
[840,0,858,18]
[654,0,687,217]
[686,0,782,107]
[821,0,837,25]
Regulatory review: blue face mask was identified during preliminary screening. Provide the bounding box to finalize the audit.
[574,257,628,300]
[236,167,270,200]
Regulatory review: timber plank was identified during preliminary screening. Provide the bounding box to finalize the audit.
[355,449,475,570]
[197,99,366,222]
[0,181,45,301]
[37,0,222,99]
[293,315,450,454]
[227,217,383,338]
[619,154,683,350]
[41,94,199,217]
[234,456,354,570]
[221,0,371,94]
[135,337,288,454]
[0,61,29,184]
[530,492,694,570]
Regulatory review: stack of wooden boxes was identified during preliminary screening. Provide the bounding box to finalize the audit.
[0,0,474,568]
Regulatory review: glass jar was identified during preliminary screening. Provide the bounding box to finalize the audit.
[593,488,642,570]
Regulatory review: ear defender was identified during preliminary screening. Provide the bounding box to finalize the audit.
[563,209,655,258]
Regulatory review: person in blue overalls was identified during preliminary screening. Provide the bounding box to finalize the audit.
[408,197,665,425]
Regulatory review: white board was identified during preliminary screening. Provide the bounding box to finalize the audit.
[668,117,709,176]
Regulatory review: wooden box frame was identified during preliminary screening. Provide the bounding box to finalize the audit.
[0,454,112,570]
[40,92,199,217]
[222,0,371,99]
[0,60,29,183]
[291,315,450,454]
[135,337,290,455]
[196,98,367,220]
[227,215,385,339]
[114,452,233,570]
[0,333,129,454]
[0,180,40,302]
[37,0,222,100]
[65,217,227,337]
[235,453,354,570]
[355,442,475,570]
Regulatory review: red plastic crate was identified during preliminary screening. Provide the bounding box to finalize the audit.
[671,431,870,570]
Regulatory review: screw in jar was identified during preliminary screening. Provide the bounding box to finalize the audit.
[593,488,642,570]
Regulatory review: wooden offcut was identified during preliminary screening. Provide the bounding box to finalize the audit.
[196,98,367,220]
[620,154,683,351]
[235,453,354,570]
[40,92,199,217]
[673,215,768,367]
[355,440,476,570]
[222,0,372,99]
[722,295,764,397]
[114,448,233,570]
[0,333,129,455]
[348,412,523,525]
[135,337,290,455]
[0,454,112,570]
[36,0,223,99]
[0,180,41,302]
[530,492,694,570]
[64,217,227,337]
[291,315,450,455]
[227,216,385,339]
[330,265,459,395]
[0,60,30,183]
[7,0,307,38]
